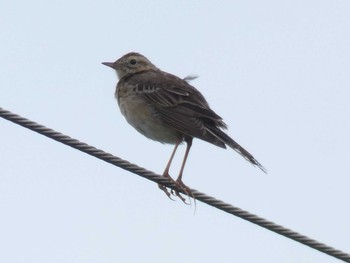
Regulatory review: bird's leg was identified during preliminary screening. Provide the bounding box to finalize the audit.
[158,140,181,200]
[162,140,180,178]
[177,138,192,183]
[172,138,195,204]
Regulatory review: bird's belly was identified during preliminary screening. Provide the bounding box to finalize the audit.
[118,95,181,144]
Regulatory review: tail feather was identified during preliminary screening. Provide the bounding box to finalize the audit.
[207,127,267,173]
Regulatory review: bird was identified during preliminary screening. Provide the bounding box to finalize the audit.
[102,52,266,202]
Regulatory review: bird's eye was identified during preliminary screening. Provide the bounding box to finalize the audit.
[129,59,137,65]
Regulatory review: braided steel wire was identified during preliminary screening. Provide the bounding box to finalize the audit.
[1,107,350,262]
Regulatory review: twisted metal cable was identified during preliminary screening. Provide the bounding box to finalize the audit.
[1,107,350,263]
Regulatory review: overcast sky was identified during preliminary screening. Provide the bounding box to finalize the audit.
[1,1,350,262]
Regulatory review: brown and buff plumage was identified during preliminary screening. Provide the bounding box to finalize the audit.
[103,52,266,202]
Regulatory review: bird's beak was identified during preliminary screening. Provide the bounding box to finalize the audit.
[102,62,115,69]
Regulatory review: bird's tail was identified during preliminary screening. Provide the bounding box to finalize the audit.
[208,128,267,173]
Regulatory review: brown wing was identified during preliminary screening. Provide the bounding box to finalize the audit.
[123,69,229,148]
[122,69,267,172]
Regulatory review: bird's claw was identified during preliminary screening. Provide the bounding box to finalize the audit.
[170,188,189,204]
[170,180,195,206]
[159,175,195,206]
[158,184,176,201]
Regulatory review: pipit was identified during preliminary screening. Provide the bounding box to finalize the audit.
[102,52,266,202]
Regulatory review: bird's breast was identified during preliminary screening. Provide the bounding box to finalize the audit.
[116,88,182,144]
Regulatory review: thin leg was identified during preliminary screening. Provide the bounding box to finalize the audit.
[177,138,192,182]
[172,138,195,204]
[163,140,180,177]
[158,139,181,199]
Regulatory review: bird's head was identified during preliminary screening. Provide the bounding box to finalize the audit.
[102,52,158,79]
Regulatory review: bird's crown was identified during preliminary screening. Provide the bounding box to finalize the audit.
[103,52,158,79]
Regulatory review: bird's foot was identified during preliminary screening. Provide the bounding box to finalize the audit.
[158,173,189,204]
[158,172,177,201]
[159,173,195,206]
[158,183,176,201]
[170,179,195,206]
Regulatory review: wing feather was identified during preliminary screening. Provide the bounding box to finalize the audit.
[123,70,228,147]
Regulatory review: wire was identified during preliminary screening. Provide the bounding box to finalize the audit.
[1,107,350,262]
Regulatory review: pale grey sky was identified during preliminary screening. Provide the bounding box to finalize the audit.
[1,1,350,262]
